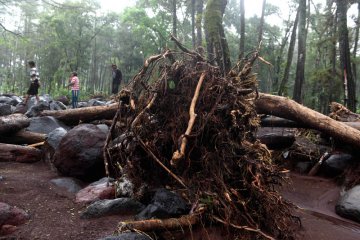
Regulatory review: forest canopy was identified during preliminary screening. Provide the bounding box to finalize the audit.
[0,0,359,113]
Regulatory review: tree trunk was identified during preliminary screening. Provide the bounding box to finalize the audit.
[191,0,196,49]
[278,10,299,96]
[0,143,42,163]
[0,113,30,134]
[258,0,266,45]
[172,0,177,50]
[293,0,307,103]
[196,0,204,48]
[0,130,46,145]
[204,0,231,74]
[337,0,357,111]
[238,0,245,60]
[255,93,360,149]
[260,115,360,130]
[40,103,118,124]
[351,2,360,102]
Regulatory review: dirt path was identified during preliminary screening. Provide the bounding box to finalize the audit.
[0,161,126,240]
[1,161,360,240]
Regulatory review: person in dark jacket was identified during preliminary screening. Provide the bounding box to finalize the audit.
[111,64,122,94]
[24,61,40,105]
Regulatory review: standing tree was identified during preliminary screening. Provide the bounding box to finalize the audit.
[293,0,307,103]
[238,0,245,60]
[204,0,231,74]
[336,0,357,111]
[278,10,299,96]
[258,0,266,45]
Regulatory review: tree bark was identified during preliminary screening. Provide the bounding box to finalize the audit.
[260,115,360,130]
[238,0,245,60]
[255,93,360,149]
[0,143,42,163]
[278,10,299,96]
[0,130,46,145]
[40,103,118,124]
[119,214,199,232]
[0,113,30,134]
[337,0,357,111]
[293,0,307,103]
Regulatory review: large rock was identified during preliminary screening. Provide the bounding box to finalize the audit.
[80,198,144,219]
[0,202,29,229]
[53,124,107,181]
[321,153,354,177]
[335,185,360,223]
[75,177,115,203]
[135,188,190,220]
[0,103,12,116]
[26,116,69,135]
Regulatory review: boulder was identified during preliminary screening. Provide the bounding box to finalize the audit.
[80,198,144,219]
[26,116,69,135]
[335,185,360,223]
[75,177,115,203]
[135,188,190,220]
[53,124,107,181]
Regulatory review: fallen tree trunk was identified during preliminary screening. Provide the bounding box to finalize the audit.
[0,130,46,144]
[0,143,42,163]
[261,116,360,131]
[40,103,118,124]
[255,93,360,149]
[0,114,30,134]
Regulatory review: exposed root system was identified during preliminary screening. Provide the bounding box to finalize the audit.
[106,42,299,239]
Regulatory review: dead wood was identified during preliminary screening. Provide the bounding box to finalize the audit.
[329,102,360,122]
[255,93,360,149]
[40,103,118,124]
[0,113,30,134]
[0,143,42,163]
[0,130,46,144]
[261,116,360,131]
[171,72,206,167]
[118,214,200,232]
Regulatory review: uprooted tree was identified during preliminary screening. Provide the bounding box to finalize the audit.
[103,42,299,239]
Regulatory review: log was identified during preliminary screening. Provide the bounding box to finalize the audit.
[261,116,360,131]
[40,103,118,124]
[0,114,30,134]
[119,214,199,232]
[255,93,360,149]
[329,102,360,122]
[0,130,46,144]
[0,143,42,163]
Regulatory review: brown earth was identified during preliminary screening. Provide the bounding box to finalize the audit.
[1,161,360,240]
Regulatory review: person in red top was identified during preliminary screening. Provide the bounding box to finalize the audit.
[67,71,80,108]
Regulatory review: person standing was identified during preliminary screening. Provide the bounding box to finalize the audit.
[111,64,122,94]
[24,61,40,105]
[67,71,80,109]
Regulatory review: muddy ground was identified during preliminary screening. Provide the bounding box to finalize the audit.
[1,161,360,240]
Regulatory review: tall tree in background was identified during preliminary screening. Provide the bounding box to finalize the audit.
[191,0,196,48]
[196,0,204,48]
[258,0,266,45]
[352,1,360,97]
[336,0,357,111]
[204,0,231,74]
[278,10,299,96]
[238,0,245,60]
[293,0,307,103]
[172,0,177,49]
